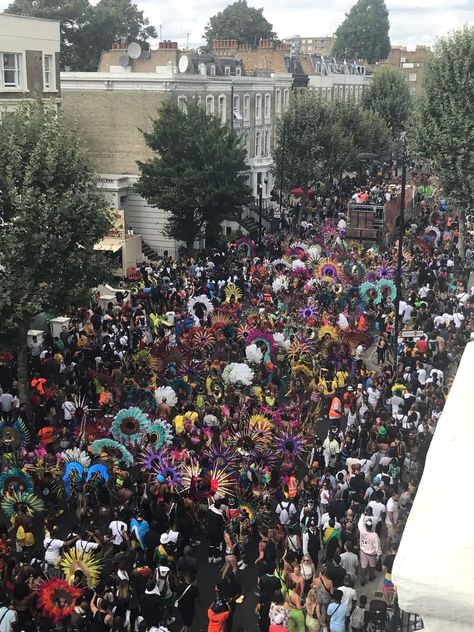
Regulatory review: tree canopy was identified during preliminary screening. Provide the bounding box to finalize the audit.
[361,66,412,136]
[5,0,156,70]
[0,102,111,407]
[333,0,390,64]
[204,0,275,49]
[136,99,251,252]
[272,90,390,191]
[409,27,474,254]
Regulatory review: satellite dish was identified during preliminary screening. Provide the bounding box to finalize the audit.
[127,42,142,59]
[178,55,189,73]
[119,54,130,67]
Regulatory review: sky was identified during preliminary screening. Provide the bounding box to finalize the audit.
[1,0,473,49]
[131,0,473,49]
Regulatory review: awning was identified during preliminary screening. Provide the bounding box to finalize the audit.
[393,340,474,631]
[94,238,123,253]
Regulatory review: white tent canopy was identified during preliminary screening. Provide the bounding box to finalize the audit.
[393,340,474,632]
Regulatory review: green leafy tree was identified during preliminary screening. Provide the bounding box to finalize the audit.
[0,103,111,411]
[272,91,390,191]
[362,66,412,135]
[136,99,251,252]
[333,0,390,64]
[5,0,156,70]
[409,27,474,257]
[204,0,275,49]
[81,0,157,71]
[272,91,334,193]
[329,100,391,176]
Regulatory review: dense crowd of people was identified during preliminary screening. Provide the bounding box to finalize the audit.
[0,185,471,632]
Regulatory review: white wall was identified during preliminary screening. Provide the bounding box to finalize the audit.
[0,14,60,55]
[393,340,474,632]
[125,189,182,256]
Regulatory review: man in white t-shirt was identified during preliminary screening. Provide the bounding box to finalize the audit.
[389,392,404,415]
[367,386,381,410]
[368,492,386,529]
[44,527,78,566]
[62,399,75,422]
[108,518,128,551]
[339,575,357,607]
[385,492,400,547]
[75,530,101,555]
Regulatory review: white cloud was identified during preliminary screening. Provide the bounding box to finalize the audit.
[1,0,473,49]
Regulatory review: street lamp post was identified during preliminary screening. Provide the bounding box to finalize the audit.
[257,183,263,248]
[393,160,407,371]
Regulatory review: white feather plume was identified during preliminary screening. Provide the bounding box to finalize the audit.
[154,386,178,408]
[245,344,263,364]
[222,363,254,386]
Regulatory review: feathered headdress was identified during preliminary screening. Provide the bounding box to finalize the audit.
[190,327,216,350]
[0,418,30,450]
[187,294,214,323]
[0,468,33,495]
[61,549,102,588]
[316,258,341,282]
[37,579,82,622]
[222,363,254,386]
[154,385,178,408]
[91,439,133,467]
[245,329,276,361]
[376,278,397,303]
[147,419,174,449]
[273,430,307,459]
[1,491,44,519]
[111,407,150,444]
[245,344,263,364]
[235,236,256,257]
[225,283,243,303]
[359,281,381,305]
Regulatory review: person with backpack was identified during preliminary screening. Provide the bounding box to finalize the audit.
[349,594,368,632]
[275,497,297,528]
[0,591,17,632]
[70,595,93,632]
[326,589,347,632]
[208,500,226,564]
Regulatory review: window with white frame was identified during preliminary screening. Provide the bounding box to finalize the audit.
[276,88,281,113]
[243,131,250,157]
[236,66,242,76]
[264,93,271,118]
[233,94,240,113]
[43,54,53,89]
[1,53,21,88]
[408,73,417,82]
[255,130,261,157]
[283,88,289,109]
[206,95,215,115]
[255,94,262,120]
[224,66,231,76]
[263,130,271,156]
[178,95,187,113]
[218,95,226,123]
[208,64,216,76]
[243,94,250,120]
